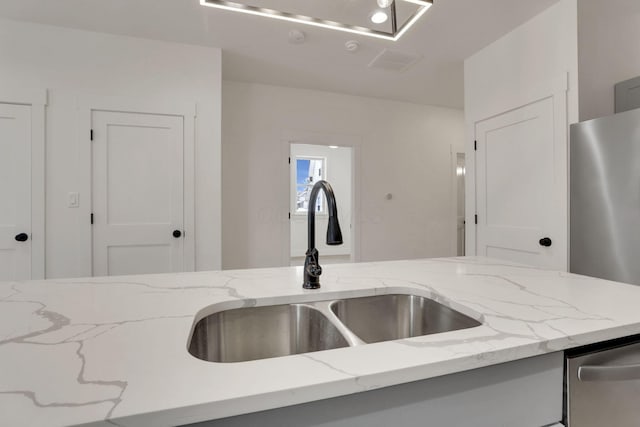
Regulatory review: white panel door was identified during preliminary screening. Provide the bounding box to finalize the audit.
[92,110,184,276]
[475,97,564,269]
[0,103,32,280]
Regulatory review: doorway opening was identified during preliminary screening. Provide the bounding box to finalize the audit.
[456,152,466,256]
[289,143,353,266]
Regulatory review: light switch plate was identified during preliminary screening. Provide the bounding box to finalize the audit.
[68,192,79,208]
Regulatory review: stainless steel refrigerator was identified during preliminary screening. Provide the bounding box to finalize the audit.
[568,108,640,427]
[570,107,640,285]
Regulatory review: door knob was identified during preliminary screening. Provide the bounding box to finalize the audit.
[15,233,29,242]
[539,237,552,247]
[172,230,182,238]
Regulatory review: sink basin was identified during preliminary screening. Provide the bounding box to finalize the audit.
[188,293,481,363]
[330,294,481,344]
[189,304,349,363]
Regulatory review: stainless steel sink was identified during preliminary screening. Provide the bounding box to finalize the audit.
[189,304,349,363]
[329,294,481,344]
[188,293,481,363]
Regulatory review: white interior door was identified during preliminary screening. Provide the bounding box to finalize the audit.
[475,97,565,269]
[0,103,32,280]
[92,110,185,276]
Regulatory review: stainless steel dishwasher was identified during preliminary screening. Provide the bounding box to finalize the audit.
[566,336,640,426]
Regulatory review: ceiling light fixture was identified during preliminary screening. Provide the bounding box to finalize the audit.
[377,0,394,8]
[200,0,433,41]
[371,11,388,24]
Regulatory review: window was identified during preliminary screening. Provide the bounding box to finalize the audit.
[295,157,325,213]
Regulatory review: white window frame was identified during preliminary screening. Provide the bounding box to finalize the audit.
[292,155,327,216]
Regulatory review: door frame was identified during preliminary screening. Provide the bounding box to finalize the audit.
[0,88,47,279]
[77,96,196,276]
[451,149,466,257]
[281,130,361,266]
[466,73,569,269]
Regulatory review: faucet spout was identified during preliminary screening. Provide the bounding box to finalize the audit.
[304,180,343,289]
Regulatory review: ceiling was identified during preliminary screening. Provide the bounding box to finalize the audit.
[0,0,560,108]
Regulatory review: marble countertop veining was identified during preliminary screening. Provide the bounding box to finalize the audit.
[1,256,640,427]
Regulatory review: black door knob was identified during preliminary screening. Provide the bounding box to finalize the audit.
[15,233,29,242]
[539,237,552,247]
[172,230,182,238]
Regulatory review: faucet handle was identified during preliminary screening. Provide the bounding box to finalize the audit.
[306,264,322,277]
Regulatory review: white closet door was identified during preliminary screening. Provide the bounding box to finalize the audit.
[0,103,32,280]
[475,97,564,269]
[91,110,184,276]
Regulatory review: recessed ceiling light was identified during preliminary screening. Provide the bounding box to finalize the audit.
[329,146,339,149]
[371,11,388,24]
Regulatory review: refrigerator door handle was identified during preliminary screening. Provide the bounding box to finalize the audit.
[578,364,640,382]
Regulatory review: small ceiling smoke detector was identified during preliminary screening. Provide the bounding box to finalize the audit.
[345,40,360,53]
[288,29,306,44]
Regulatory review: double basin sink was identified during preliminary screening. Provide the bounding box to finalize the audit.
[188,294,481,363]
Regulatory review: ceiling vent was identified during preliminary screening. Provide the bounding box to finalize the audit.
[368,49,422,72]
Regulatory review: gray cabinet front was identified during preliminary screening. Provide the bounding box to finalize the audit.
[187,352,563,427]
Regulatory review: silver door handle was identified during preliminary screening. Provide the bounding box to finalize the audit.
[578,364,640,382]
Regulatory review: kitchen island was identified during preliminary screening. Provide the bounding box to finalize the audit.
[1,256,639,427]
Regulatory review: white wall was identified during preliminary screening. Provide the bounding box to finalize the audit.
[0,19,222,278]
[222,81,465,270]
[465,0,579,124]
[464,0,579,264]
[578,0,640,120]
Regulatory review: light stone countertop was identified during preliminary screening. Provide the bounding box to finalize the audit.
[1,256,639,427]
